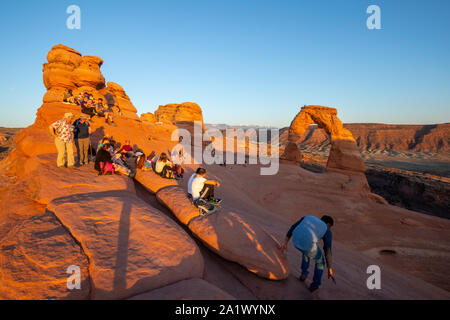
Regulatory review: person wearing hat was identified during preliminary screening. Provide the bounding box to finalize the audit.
[49,113,75,168]
[73,114,92,166]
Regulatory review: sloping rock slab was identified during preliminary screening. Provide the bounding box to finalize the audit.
[156,186,200,225]
[0,211,90,300]
[129,278,235,300]
[48,192,204,299]
[188,211,290,280]
[26,154,135,205]
[135,169,177,194]
[155,186,289,280]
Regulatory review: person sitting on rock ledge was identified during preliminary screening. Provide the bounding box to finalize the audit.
[49,112,75,169]
[279,215,336,293]
[62,89,77,105]
[118,139,133,153]
[97,137,110,152]
[94,98,116,125]
[80,96,97,119]
[155,153,174,179]
[187,168,221,205]
[94,143,115,175]
[104,103,117,126]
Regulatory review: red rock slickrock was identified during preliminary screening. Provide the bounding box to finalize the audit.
[1,44,449,300]
[154,102,205,133]
[154,184,290,280]
[282,105,366,174]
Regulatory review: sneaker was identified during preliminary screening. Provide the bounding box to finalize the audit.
[299,274,307,282]
[309,285,319,293]
[212,198,222,205]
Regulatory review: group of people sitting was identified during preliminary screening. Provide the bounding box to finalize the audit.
[94,138,145,178]
[63,89,116,126]
[142,152,184,180]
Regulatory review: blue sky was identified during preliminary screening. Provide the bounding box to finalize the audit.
[0,0,449,128]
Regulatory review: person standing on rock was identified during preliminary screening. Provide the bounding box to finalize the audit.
[49,113,75,168]
[73,114,92,166]
[280,215,336,292]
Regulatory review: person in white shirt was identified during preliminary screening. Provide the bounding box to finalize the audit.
[171,136,186,179]
[155,153,173,176]
[188,168,221,204]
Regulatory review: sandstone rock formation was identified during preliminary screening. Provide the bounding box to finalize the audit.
[140,112,156,123]
[1,44,449,300]
[48,193,204,300]
[135,173,290,280]
[0,211,91,300]
[282,105,366,174]
[154,102,205,134]
[42,44,137,120]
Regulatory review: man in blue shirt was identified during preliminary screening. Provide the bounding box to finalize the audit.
[73,115,92,166]
[280,215,336,292]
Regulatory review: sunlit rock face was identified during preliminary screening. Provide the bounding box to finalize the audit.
[283,105,366,174]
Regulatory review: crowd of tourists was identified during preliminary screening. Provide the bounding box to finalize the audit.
[63,89,116,126]
[49,112,336,294]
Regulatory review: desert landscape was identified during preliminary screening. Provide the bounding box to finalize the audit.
[0,44,449,300]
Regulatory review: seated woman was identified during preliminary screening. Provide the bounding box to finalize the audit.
[63,89,77,104]
[118,140,133,153]
[103,103,117,126]
[94,143,114,175]
[97,137,110,152]
[112,152,131,176]
[154,153,174,178]
[80,97,97,118]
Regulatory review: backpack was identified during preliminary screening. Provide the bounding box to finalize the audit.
[194,198,217,216]
[160,165,174,179]
[99,162,115,175]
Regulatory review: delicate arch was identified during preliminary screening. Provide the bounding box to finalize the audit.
[282,105,366,173]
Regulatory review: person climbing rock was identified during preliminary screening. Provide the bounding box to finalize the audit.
[187,168,221,205]
[73,114,92,166]
[279,215,336,292]
[49,113,75,168]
